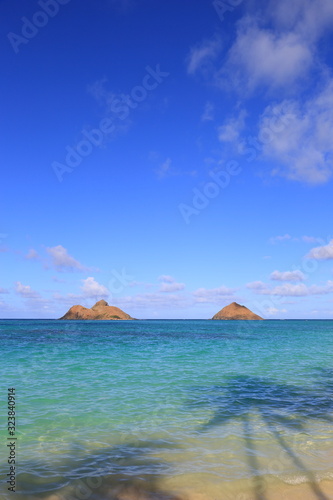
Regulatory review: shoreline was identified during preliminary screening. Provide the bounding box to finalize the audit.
[23,473,333,500]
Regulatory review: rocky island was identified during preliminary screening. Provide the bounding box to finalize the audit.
[212,302,264,320]
[59,300,135,320]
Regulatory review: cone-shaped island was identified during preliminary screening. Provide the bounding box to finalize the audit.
[212,302,264,320]
[59,300,135,320]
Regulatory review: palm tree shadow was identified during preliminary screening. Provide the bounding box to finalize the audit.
[14,440,182,500]
[186,371,333,500]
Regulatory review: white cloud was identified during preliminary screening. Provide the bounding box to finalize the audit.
[202,101,214,122]
[15,282,40,299]
[247,280,333,296]
[259,79,333,184]
[216,0,333,93]
[186,2,333,185]
[81,277,109,298]
[192,286,235,304]
[307,239,333,260]
[267,0,333,42]
[218,110,247,143]
[189,0,333,89]
[46,245,87,272]
[187,36,221,75]
[221,19,313,92]
[270,270,306,282]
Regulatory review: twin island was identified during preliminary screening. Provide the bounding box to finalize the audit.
[59,300,264,320]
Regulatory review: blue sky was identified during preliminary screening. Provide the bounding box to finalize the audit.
[1,0,333,319]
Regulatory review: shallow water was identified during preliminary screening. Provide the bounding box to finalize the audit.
[1,319,333,499]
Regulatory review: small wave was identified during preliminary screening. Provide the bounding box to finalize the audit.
[280,470,333,485]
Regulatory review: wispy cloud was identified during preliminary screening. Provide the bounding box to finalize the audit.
[113,292,189,310]
[158,275,175,283]
[159,282,185,293]
[269,234,292,244]
[158,275,185,293]
[302,236,326,244]
[267,0,333,42]
[46,245,88,272]
[270,270,306,282]
[218,110,247,143]
[52,292,88,307]
[25,248,40,260]
[247,280,333,296]
[104,275,188,311]
[259,80,333,184]
[187,36,222,75]
[192,286,235,304]
[215,0,333,93]
[87,78,132,139]
[155,158,173,178]
[52,276,67,284]
[201,101,214,122]
[247,281,269,292]
[220,18,313,93]
[154,158,197,179]
[264,306,288,316]
[186,0,333,187]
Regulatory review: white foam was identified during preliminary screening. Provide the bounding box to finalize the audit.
[280,471,333,485]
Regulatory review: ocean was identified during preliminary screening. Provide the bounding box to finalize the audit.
[1,319,333,500]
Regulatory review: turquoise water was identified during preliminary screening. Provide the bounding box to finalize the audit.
[1,319,333,500]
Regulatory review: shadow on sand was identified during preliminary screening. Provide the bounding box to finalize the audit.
[185,367,333,500]
[10,369,333,500]
[14,440,182,500]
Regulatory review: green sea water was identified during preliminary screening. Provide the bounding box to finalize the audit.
[1,319,333,500]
